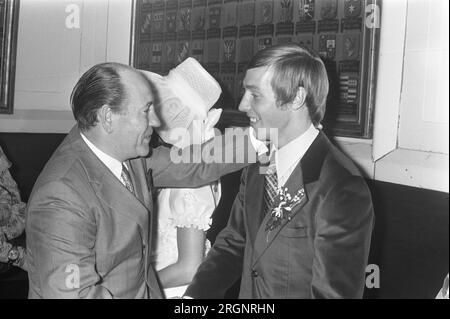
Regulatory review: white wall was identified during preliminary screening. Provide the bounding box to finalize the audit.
[0,0,132,133]
[338,0,449,193]
[398,0,449,154]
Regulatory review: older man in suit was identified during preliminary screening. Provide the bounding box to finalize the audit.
[185,43,374,299]
[25,62,251,298]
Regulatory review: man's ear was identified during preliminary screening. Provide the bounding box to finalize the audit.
[98,104,114,133]
[291,87,307,111]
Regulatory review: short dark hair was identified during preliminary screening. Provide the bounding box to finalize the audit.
[247,43,329,126]
[70,62,129,131]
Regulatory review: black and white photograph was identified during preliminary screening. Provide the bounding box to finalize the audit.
[0,0,448,305]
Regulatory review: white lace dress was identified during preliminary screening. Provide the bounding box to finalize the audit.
[151,182,221,298]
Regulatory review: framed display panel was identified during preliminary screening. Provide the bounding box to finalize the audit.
[131,0,380,138]
[0,0,19,114]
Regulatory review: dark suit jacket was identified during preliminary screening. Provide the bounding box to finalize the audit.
[186,132,375,299]
[26,126,250,298]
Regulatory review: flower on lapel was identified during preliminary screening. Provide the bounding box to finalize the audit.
[265,187,305,233]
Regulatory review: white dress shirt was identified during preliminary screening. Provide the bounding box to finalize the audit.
[80,133,127,186]
[250,125,319,187]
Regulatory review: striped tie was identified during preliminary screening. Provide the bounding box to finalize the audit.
[263,161,278,215]
[147,168,157,199]
[121,164,135,195]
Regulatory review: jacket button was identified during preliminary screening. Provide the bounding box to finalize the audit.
[251,269,259,278]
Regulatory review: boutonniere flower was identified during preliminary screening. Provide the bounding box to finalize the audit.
[265,187,306,235]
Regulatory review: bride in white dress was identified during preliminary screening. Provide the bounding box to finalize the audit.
[144,58,223,298]
[152,177,221,298]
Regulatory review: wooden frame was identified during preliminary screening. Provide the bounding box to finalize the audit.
[324,0,381,138]
[0,0,20,114]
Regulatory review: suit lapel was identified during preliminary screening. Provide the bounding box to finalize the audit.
[251,131,331,266]
[245,166,266,245]
[70,128,150,246]
[252,162,309,266]
[128,157,160,296]
[91,174,148,231]
[300,131,329,185]
[129,158,152,211]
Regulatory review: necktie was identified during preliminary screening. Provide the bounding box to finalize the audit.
[121,164,135,195]
[146,168,156,199]
[263,160,278,215]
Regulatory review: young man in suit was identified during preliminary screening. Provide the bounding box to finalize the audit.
[25,62,251,298]
[185,43,374,299]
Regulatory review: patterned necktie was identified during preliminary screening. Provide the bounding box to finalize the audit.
[121,164,135,195]
[263,160,278,215]
[147,168,156,199]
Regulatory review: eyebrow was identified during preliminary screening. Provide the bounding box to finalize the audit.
[243,84,260,91]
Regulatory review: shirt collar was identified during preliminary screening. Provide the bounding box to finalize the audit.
[272,124,319,183]
[80,132,123,181]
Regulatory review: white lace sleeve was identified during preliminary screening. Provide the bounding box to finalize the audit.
[169,182,221,231]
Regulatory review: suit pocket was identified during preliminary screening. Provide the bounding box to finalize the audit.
[281,226,307,238]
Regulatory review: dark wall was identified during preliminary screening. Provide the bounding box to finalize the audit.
[0,132,448,299]
[364,180,448,299]
[0,133,66,202]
